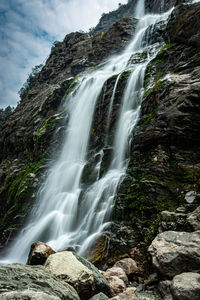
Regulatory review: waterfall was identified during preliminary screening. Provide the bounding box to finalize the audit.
[0,1,173,264]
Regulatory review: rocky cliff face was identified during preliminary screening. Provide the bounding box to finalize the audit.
[0,0,199,282]
[92,0,176,35]
[0,17,137,245]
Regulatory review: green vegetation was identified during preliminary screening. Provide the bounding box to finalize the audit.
[18,64,43,102]
[0,106,14,128]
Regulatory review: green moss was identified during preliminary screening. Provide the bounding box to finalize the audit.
[141,106,158,130]
[0,158,44,233]
[157,43,176,56]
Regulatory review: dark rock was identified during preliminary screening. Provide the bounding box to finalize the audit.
[166,1,200,47]
[27,241,55,265]
[145,0,176,14]
[171,272,200,300]
[0,263,80,299]
[158,280,173,300]
[187,206,200,231]
[148,231,200,278]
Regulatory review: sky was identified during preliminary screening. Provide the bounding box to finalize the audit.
[0,0,128,108]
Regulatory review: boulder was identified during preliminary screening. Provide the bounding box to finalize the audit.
[89,293,109,300]
[110,287,137,300]
[0,263,80,300]
[185,191,197,204]
[114,258,138,276]
[102,267,128,285]
[187,206,200,231]
[148,231,200,278]
[103,276,126,297]
[158,280,173,300]
[171,272,200,300]
[0,290,60,300]
[44,251,109,299]
[27,241,55,265]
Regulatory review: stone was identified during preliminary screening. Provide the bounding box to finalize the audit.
[148,231,200,278]
[185,191,197,204]
[0,290,60,300]
[171,272,200,300]
[158,280,173,300]
[110,287,137,300]
[114,258,138,276]
[44,251,109,299]
[27,241,55,265]
[0,263,80,300]
[187,206,200,231]
[176,206,186,213]
[89,292,109,300]
[104,276,126,297]
[160,211,186,222]
[102,267,128,285]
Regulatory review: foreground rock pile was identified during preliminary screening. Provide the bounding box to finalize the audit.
[0,204,199,299]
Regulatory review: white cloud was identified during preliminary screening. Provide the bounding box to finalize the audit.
[0,0,128,108]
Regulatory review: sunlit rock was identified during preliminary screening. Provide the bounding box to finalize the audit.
[44,251,110,299]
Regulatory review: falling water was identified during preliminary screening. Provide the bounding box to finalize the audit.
[1,0,173,264]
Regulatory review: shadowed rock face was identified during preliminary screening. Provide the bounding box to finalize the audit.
[166,1,200,47]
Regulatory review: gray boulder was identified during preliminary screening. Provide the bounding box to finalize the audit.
[171,272,200,300]
[148,231,200,278]
[0,263,80,300]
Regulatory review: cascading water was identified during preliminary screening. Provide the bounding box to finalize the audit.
[1,0,173,264]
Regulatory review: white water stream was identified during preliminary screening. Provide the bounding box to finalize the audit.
[1,0,173,264]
